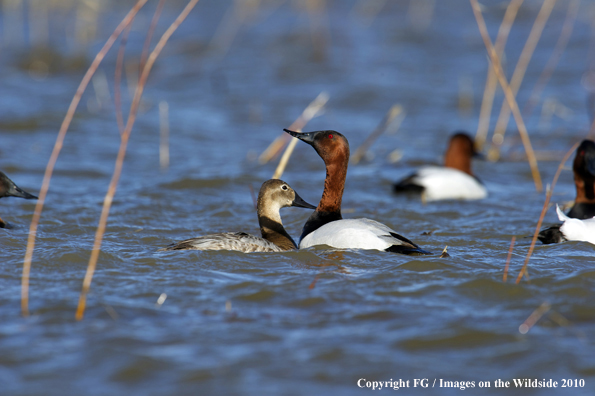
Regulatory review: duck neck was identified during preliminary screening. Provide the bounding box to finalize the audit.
[574,172,595,204]
[257,205,297,251]
[444,152,473,175]
[300,153,347,241]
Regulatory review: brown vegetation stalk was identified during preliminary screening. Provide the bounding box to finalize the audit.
[351,104,403,165]
[470,0,543,192]
[515,142,579,284]
[523,0,580,117]
[115,24,133,133]
[20,0,149,317]
[75,0,201,321]
[140,0,166,71]
[271,92,329,179]
[475,0,524,151]
[503,236,516,282]
[490,0,557,160]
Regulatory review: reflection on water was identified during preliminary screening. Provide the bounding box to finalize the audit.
[2,1,595,395]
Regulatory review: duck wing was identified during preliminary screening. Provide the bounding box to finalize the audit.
[160,232,284,252]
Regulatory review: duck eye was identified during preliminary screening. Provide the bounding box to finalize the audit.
[328,134,333,139]
[282,185,288,190]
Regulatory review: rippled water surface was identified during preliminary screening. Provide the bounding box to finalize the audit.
[2,1,595,395]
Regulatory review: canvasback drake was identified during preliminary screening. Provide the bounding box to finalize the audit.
[551,204,595,245]
[539,140,595,244]
[0,171,38,228]
[159,179,315,252]
[283,128,430,255]
[393,132,487,201]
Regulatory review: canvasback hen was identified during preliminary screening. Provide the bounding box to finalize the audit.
[393,132,487,201]
[0,171,38,228]
[283,128,430,255]
[159,179,315,252]
[552,204,595,245]
[539,140,595,244]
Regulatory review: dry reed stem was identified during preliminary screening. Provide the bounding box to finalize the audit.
[503,236,516,282]
[519,301,550,334]
[475,0,524,150]
[523,0,580,117]
[351,104,403,165]
[159,101,170,169]
[75,0,201,321]
[115,24,133,134]
[514,142,578,284]
[271,92,329,179]
[308,273,321,290]
[260,91,329,165]
[489,0,557,160]
[20,0,149,318]
[140,0,166,72]
[470,0,543,193]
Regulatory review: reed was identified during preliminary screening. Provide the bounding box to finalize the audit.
[489,0,557,161]
[475,0,524,151]
[271,92,329,179]
[519,301,550,334]
[351,105,404,165]
[75,0,201,321]
[141,0,167,71]
[260,92,330,165]
[115,24,133,134]
[470,0,543,193]
[523,0,580,117]
[20,0,149,317]
[159,101,170,169]
[502,236,516,282]
[514,142,578,284]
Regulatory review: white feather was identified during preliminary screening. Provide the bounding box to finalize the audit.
[556,204,595,245]
[299,218,411,250]
[410,166,487,201]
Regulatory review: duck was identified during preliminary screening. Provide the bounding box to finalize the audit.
[159,179,316,252]
[539,140,595,244]
[0,171,38,228]
[283,128,430,255]
[550,204,595,245]
[392,132,487,201]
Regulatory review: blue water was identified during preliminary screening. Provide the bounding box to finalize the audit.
[2,0,595,395]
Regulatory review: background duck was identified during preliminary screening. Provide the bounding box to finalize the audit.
[284,129,430,255]
[539,140,595,244]
[159,179,315,252]
[553,204,595,245]
[393,132,487,201]
[0,171,38,228]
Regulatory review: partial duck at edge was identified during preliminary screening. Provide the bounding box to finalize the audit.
[393,132,487,201]
[539,140,595,244]
[0,171,38,229]
[284,128,430,255]
[159,179,315,253]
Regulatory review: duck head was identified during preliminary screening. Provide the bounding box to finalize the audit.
[444,132,479,175]
[283,129,350,166]
[0,172,38,200]
[573,140,595,202]
[258,179,316,211]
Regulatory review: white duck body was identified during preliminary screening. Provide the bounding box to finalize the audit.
[299,218,416,250]
[410,166,487,201]
[557,204,595,245]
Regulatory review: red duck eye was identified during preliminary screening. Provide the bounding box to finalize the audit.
[328,134,333,139]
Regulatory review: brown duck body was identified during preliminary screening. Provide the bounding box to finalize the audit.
[160,179,315,252]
